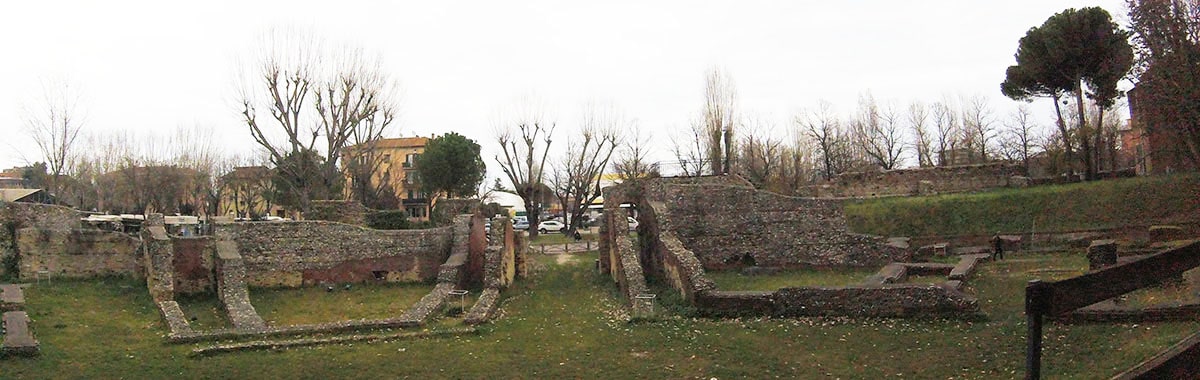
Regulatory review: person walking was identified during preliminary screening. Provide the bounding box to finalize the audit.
[991,233,1004,261]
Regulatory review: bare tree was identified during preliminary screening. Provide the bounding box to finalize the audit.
[735,117,785,189]
[702,68,737,175]
[496,120,555,238]
[239,31,400,214]
[670,122,710,176]
[796,100,842,179]
[343,110,399,209]
[550,106,622,234]
[611,124,660,181]
[908,101,934,167]
[930,100,959,166]
[999,104,1038,172]
[961,95,995,163]
[851,94,905,170]
[22,80,85,201]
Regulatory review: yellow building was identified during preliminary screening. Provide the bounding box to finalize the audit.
[342,137,431,219]
[219,166,287,219]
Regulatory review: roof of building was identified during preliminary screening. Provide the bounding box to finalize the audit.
[0,189,41,202]
[347,137,429,151]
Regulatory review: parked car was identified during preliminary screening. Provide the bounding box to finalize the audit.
[537,220,566,234]
[513,220,530,230]
[627,217,639,231]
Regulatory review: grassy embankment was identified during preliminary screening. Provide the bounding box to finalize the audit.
[845,173,1200,237]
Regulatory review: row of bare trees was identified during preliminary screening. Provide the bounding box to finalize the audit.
[489,69,1128,230]
[662,69,1132,193]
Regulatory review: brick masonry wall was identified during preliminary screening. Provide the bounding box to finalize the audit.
[172,237,215,294]
[797,163,1027,198]
[216,221,453,287]
[15,228,142,280]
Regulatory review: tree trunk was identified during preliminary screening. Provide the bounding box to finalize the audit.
[1074,80,1094,181]
[1052,95,1075,178]
[1094,107,1106,176]
[525,197,539,239]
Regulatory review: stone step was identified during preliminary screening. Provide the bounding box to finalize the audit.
[2,311,39,357]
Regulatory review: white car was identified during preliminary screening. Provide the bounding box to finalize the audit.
[627,217,639,231]
[537,220,566,234]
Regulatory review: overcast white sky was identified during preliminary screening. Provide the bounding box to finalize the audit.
[1,0,1129,178]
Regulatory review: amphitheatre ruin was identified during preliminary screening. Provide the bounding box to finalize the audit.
[1,170,1199,378]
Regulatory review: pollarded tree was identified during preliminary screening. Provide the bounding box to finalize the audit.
[416,132,486,201]
[239,31,400,214]
[1002,7,1133,180]
[496,121,554,238]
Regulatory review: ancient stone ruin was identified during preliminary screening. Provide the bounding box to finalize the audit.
[598,175,982,319]
[0,199,523,354]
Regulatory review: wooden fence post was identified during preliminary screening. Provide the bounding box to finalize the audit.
[1026,279,1048,380]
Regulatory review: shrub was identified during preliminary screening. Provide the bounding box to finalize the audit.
[366,210,412,230]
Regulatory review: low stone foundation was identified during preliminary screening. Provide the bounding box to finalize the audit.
[696,284,981,319]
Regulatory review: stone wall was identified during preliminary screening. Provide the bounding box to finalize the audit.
[307,200,368,226]
[661,183,908,269]
[15,228,142,280]
[0,202,80,278]
[215,221,453,287]
[0,202,81,231]
[142,214,175,302]
[797,163,1027,198]
[639,201,715,303]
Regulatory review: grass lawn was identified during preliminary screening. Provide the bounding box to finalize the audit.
[5,251,1199,379]
[175,293,231,330]
[250,282,436,326]
[706,267,880,290]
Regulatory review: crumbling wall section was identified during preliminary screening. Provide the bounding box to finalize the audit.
[0,202,81,278]
[15,228,141,280]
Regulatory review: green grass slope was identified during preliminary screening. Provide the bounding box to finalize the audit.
[845,173,1200,237]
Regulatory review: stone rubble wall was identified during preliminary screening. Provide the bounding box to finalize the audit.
[215,240,266,331]
[641,201,715,303]
[15,228,142,280]
[797,163,1027,198]
[215,221,453,287]
[0,202,81,231]
[661,182,908,269]
[142,214,175,302]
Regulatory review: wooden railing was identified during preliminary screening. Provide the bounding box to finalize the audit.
[1025,241,1200,379]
